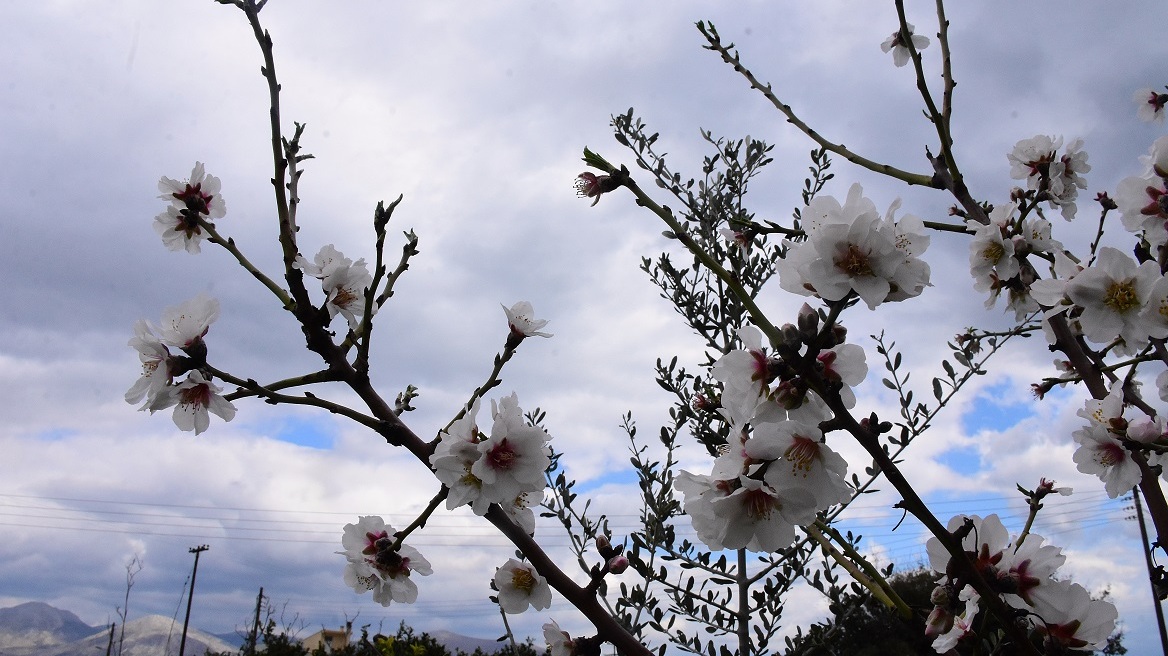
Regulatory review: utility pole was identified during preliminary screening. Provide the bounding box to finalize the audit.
[1131,488,1168,654]
[246,587,264,656]
[178,545,210,656]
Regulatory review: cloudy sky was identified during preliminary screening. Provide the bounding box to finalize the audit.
[3,0,1168,652]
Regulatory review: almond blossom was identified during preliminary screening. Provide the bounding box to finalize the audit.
[1008,135,1089,220]
[430,399,491,514]
[1064,246,1165,351]
[323,257,373,331]
[746,418,852,509]
[471,393,552,505]
[294,244,352,279]
[339,516,432,607]
[712,325,773,405]
[158,162,226,218]
[157,293,221,351]
[779,183,930,309]
[998,534,1066,613]
[503,301,552,348]
[930,586,978,653]
[926,514,1010,581]
[677,471,817,552]
[297,244,375,330]
[125,319,171,408]
[1035,580,1118,651]
[151,369,237,435]
[880,22,929,67]
[1116,135,1168,248]
[1134,87,1168,124]
[543,620,575,656]
[154,206,209,254]
[155,162,226,253]
[494,558,552,613]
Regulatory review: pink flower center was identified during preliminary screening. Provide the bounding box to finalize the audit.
[485,439,518,471]
[743,487,779,520]
[835,244,874,277]
[332,287,360,309]
[1095,442,1127,468]
[173,183,214,216]
[785,436,819,475]
[363,530,389,555]
[178,382,211,408]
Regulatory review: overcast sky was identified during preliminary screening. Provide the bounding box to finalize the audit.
[3,0,1168,652]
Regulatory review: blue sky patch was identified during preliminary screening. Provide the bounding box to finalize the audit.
[268,416,334,449]
[961,380,1035,435]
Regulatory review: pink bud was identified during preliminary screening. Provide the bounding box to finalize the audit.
[607,555,629,574]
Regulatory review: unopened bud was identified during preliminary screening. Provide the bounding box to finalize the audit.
[780,323,801,347]
[594,535,610,554]
[773,379,807,410]
[607,555,629,575]
[929,584,950,607]
[830,324,847,346]
[797,303,819,336]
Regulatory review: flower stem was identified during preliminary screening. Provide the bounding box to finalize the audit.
[808,521,911,619]
[391,488,449,551]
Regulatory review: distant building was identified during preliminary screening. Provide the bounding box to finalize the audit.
[301,623,352,653]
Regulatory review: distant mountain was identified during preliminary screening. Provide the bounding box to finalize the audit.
[0,603,502,656]
[428,629,503,655]
[0,612,233,656]
[0,602,98,648]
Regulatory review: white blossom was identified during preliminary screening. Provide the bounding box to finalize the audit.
[494,558,552,614]
[157,293,221,351]
[543,620,575,656]
[502,301,552,340]
[154,370,236,435]
[339,516,432,607]
[471,393,552,505]
[779,184,930,309]
[880,22,929,67]
[1134,87,1167,124]
[125,320,171,408]
[1064,247,1165,351]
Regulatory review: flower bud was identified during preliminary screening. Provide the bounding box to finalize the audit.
[929,584,951,607]
[780,323,802,348]
[607,555,629,575]
[797,303,819,337]
[830,324,847,346]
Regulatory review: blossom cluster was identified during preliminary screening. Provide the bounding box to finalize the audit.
[778,183,931,310]
[154,162,226,254]
[125,293,236,434]
[295,244,374,331]
[677,316,861,552]
[1072,386,1168,498]
[430,391,553,535]
[925,514,1116,653]
[972,136,1168,359]
[339,516,432,606]
[1007,135,1090,220]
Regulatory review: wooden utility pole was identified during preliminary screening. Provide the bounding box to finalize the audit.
[246,587,264,656]
[1132,488,1168,654]
[178,545,210,656]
